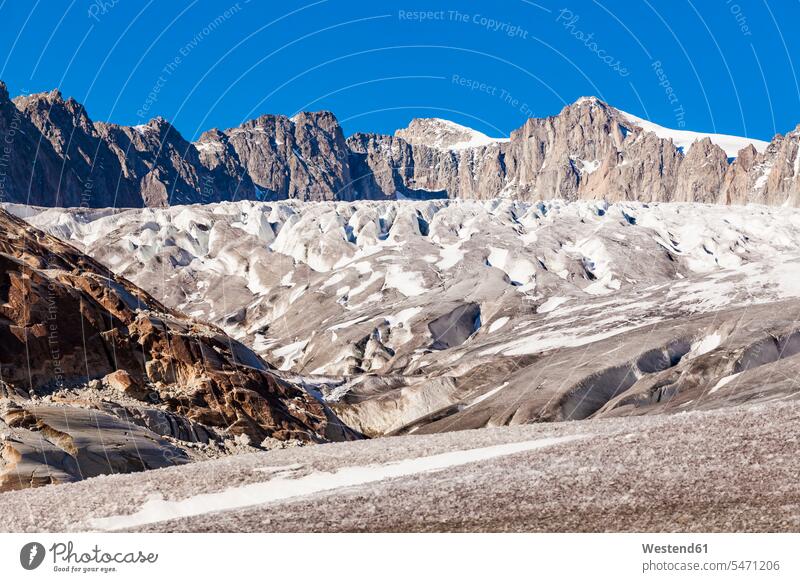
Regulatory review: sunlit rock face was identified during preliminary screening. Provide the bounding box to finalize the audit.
[6,85,798,207]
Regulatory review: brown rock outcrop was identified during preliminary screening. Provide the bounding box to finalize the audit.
[105,370,150,401]
[0,207,359,489]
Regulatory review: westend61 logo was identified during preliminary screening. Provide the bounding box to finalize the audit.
[19,541,158,574]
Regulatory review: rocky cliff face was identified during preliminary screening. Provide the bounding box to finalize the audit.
[93,117,212,207]
[723,127,800,206]
[1,82,797,207]
[0,208,357,490]
[353,98,797,206]
[3,86,356,207]
[0,83,84,207]
[197,111,354,201]
[13,89,142,207]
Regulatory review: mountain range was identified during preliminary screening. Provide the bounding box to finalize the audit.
[3,79,800,514]
[2,81,798,208]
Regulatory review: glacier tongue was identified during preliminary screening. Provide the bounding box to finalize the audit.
[9,198,800,436]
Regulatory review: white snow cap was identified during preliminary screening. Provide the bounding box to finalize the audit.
[612,106,769,158]
[573,96,769,157]
[401,99,770,158]
[573,96,605,107]
[395,117,510,151]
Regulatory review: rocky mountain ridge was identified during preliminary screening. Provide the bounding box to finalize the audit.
[2,82,797,207]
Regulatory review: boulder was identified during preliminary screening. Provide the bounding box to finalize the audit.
[105,370,149,401]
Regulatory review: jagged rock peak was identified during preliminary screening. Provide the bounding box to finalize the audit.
[144,115,176,132]
[13,88,63,102]
[197,126,226,141]
[568,95,612,110]
[237,110,341,130]
[292,110,340,123]
[14,88,89,119]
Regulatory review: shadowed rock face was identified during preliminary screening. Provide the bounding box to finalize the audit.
[2,83,797,207]
[0,83,84,207]
[0,208,358,490]
[93,117,212,207]
[0,403,190,492]
[12,90,143,208]
[428,303,481,350]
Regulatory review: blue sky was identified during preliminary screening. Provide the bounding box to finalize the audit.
[1,0,798,141]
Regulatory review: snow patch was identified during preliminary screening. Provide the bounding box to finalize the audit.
[88,435,586,531]
[488,316,510,333]
[709,372,741,394]
[466,382,509,408]
[436,243,465,270]
[384,265,427,297]
[537,296,571,314]
[689,332,722,358]
[271,340,309,371]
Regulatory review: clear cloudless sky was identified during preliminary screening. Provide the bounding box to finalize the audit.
[0,0,798,141]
